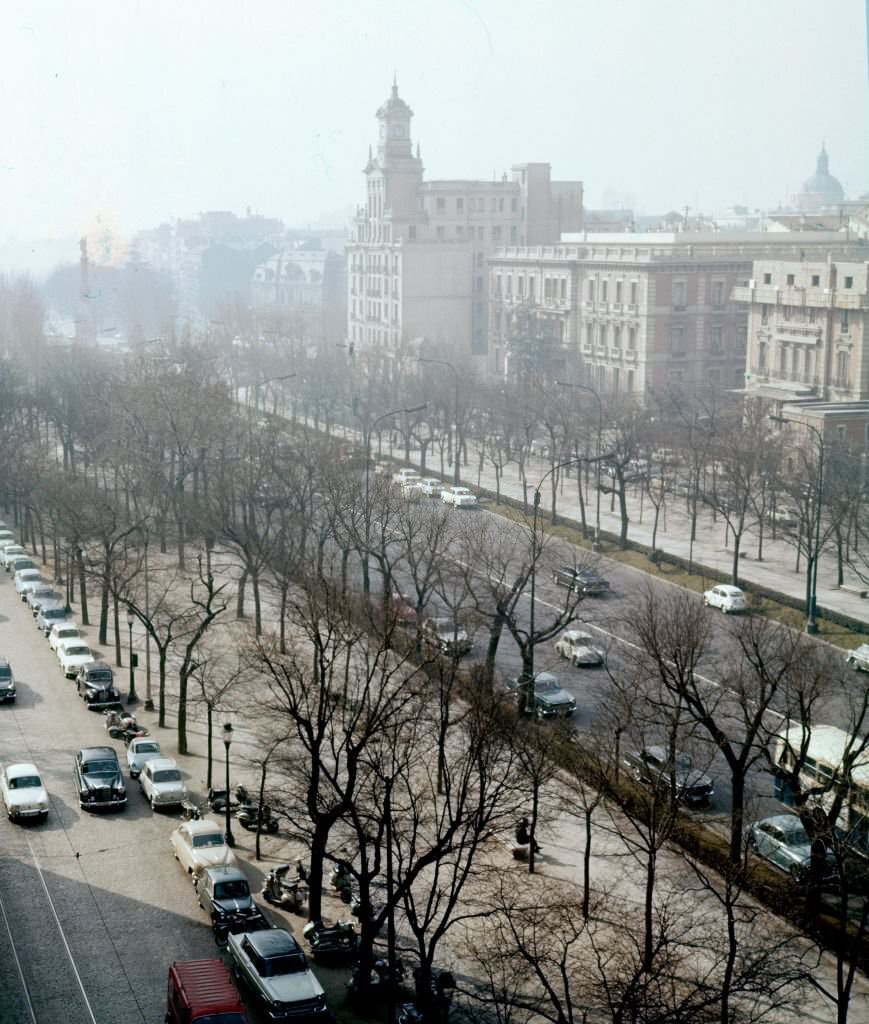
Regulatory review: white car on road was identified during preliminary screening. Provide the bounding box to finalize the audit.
[59,643,95,678]
[0,544,26,569]
[49,623,83,656]
[127,737,162,778]
[441,485,477,508]
[393,468,421,487]
[171,818,238,877]
[554,629,605,667]
[139,757,186,810]
[14,569,44,599]
[0,762,49,823]
[417,477,443,497]
[703,584,748,614]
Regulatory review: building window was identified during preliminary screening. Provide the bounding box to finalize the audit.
[408,226,417,241]
[560,279,566,301]
[761,303,769,326]
[763,273,772,284]
[630,281,638,304]
[710,325,723,352]
[628,327,636,350]
[511,198,518,212]
[837,425,846,442]
[477,226,484,240]
[494,276,501,297]
[613,326,621,348]
[615,281,622,303]
[529,278,535,299]
[836,350,850,386]
[492,226,502,241]
[758,342,767,371]
[510,226,517,242]
[779,345,787,374]
[601,280,608,302]
[475,276,483,293]
[811,274,820,287]
[588,280,595,302]
[436,226,445,241]
[456,225,464,238]
[672,281,687,309]
[786,274,795,286]
[506,277,512,297]
[842,310,850,331]
[518,277,524,297]
[844,276,854,289]
[457,198,464,213]
[544,278,552,299]
[709,368,721,385]
[436,197,445,213]
[670,325,684,354]
[711,281,724,307]
[627,370,635,393]
[499,198,504,211]
[476,252,484,266]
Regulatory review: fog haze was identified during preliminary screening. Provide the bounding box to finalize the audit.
[0,0,866,258]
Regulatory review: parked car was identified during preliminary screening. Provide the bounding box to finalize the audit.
[417,477,444,497]
[506,671,577,718]
[846,644,869,672]
[76,664,122,710]
[389,591,418,629]
[0,658,16,704]
[747,814,834,882]
[127,737,162,778]
[554,629,605,667]
[196,865,270,947]
[703,584,748,613]
[171,819,238,877]
[624,745,714,807]
[0,762,49,823]
[59,643,95,678]
[75,746,127,811]
[551,565,610,595]
[165,959,246,1024]
[227,928,329,1021]
[14,569,44,599]
[421,617,473,657]
[401,478,425,500]
[393,467,421,485]
[35,602,73,635]
[26,585,59,616]
[0,529,16,547]
[6,556,36,575]
[49,623,82,655]
[140,757,186,810]
[0,544,27,569]
[441,485,477,508]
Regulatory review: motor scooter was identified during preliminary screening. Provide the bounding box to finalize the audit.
[330,860,353,903]
[262,864,307,912]
[103,709,148,745]
[302,918,358,960]
[236,800,279,834]
[347,957,405,997]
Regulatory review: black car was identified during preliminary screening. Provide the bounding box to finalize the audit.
[76,665,122,710]
[0,658,16,704]
[74,747,127,810]
[551,565,610,595]
[624,745,714,807]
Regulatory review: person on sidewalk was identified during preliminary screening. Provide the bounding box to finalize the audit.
[515,816,541,853]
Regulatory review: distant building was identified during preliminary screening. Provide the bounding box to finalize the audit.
[796,145,846,213]
[489,232,865,391]
[347,81,583,366]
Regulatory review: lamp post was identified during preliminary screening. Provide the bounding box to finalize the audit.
[143,526,153,711]
[223,722,235,847]
[523,456,582,715]
[557,381,603,549]
[418,357,461,484]
[770,414,824,634]
[126,606,138,704]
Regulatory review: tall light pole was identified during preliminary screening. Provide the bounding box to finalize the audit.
[142,525,153,711]
[557,381,603,550]
[126,606,138,704]
[418,357,460,485]
[770,415,824,634]
[223,722,235,847]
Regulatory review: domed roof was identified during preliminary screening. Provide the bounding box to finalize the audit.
[376,77,413,120]
[798,145,845,210]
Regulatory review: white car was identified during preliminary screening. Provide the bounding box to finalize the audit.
[49,623,82,655]
[0,762,49,823]
[59,643,95,678]
[703,584,748,614]
[170,818,238,877]
[14,569,44,598]
[393,467,421,486]
[127,737,162,778]
[0,530,16,548]
[0,545,26,568]
[441,485,477,508]
[139,757,186,810]
[417,477,443,496]
[554,629,605,667]
[35,603,73,636]
[846,644,869,672]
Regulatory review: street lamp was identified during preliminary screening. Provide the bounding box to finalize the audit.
[223,722,235,847]
[126,606,138,704]
[770,414,824,634]
[557,381,603,550]
[418,357,461,485]
[142,527,153,712]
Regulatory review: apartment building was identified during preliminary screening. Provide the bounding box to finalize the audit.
[347,82,582,366]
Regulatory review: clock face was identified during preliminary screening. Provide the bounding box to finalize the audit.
[391,123,405,138]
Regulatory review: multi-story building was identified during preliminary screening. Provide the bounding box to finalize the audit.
[347,82,582,366]
[488,232,863,392]
[734,258,869,440]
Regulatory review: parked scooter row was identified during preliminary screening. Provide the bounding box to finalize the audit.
[103,708,148,745]
[181,784,279,834]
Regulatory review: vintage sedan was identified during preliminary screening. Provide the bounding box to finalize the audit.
[49,623,83,655]
[0,658,16,704]
[0,544,27,569]
[6,556,36,575]
[0,762,49,823]
[126,736,162,778]
[140,757,186,811]
[14,569,44,599]
[75,747,127,811]
[441,485,478,508]
[506,672,577,718]
[703,584,748,614]
[421,617,473,657]
[35,602,73,636]
[227,928,328,1021]
[747,814,834,882]
[76,664,122,710]
[624,745,714,807]
[59,643,95,679]
[554,629,605,667]
[26,585,59,616]
[171,819,238,877]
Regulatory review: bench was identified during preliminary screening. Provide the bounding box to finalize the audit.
[839,584,868,599]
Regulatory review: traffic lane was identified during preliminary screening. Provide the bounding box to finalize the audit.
[0,569,224,1024]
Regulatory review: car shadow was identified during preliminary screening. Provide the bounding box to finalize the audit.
[0,679,45,708]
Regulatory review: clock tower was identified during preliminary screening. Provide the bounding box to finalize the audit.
[376,76,414,160]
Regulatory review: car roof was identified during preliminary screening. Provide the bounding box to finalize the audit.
[757,814,804,830]
[204,864,248,883]
[5,762,39,777]
[0,658,9,669]
[80,746,118,760]
[146,757,179,772]
[244,928,299,956]
[535,672,559,683]
[718,585,743,594]
[184,818,224,834]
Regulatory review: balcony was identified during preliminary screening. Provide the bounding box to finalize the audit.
[773,319,822,342]
[624,349,637,362]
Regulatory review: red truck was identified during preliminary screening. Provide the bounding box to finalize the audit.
[166,959,247,1024]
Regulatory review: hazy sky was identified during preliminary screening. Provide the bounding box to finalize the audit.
[0,0,866,255]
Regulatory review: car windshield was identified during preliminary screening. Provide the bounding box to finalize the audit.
[193,832,225,848]
[83,760,117,775]
[214,879,250,899]
[135,742,160,754]
[57,630,79,639]
[0,666,11,680]
[153,769,181,783]
[782,826,809,847]
[10,776,42,789]
[44,608,68,620]
[263,954,305,977]
[535,678,558,693]
[66,647,90,657]
[88,670,113,682]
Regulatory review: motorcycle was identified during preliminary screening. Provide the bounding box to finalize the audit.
[181,796,205,821]
[236,800,279,834]
[212,904,271,949]
[103,709,148,745]
[208,784,249,815]
[330,860,353,904]
[302,918,358,960]
[262,864,307,912]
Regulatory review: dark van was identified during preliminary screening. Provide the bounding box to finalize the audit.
[166,959,247,1024]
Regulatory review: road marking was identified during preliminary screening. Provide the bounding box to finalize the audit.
[0,886,38,1024]
[27,838,98,1024]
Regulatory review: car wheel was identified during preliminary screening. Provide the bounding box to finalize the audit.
[151,798,158,811]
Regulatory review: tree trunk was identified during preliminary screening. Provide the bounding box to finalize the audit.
[77,549,89,625]
[236,569,247,618]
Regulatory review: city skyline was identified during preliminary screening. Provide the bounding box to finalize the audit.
[0,0,866,268]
